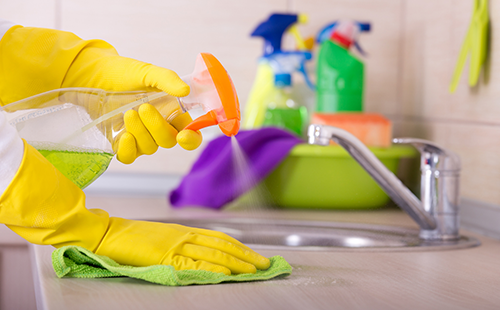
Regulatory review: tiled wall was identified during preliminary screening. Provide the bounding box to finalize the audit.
[396,0,500,208]
[1,0,500,208]
[0,0,402,173]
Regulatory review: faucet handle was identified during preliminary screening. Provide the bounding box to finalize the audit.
[393,138,461,172]
[393,138,461,240]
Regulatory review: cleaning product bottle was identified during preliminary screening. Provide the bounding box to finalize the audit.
[243,13,313,132]
[261,52,311,136]
[1,53,240,189]
[316,20,371,112]
[262,74,305,136]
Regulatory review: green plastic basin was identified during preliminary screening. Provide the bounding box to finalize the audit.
[261,144,418,210]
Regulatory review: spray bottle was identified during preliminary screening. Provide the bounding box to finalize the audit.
[316,20,371,112]
[1,53,240,189]
[261,51,312,136]
[243,13,313,135]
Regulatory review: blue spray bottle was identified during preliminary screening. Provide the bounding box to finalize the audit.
[243,13,313,136]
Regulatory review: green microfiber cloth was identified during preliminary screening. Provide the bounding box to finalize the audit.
[52,246,292,286]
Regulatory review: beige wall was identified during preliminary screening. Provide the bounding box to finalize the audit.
[2,0,500,207]
[396,0,500,207]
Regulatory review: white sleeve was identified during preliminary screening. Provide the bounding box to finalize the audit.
[0,111,24,196]
[0,18,24,195]
[0,19,16,41]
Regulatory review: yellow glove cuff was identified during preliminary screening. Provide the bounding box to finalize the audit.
[0,140,109,250]
[0,26,98,105]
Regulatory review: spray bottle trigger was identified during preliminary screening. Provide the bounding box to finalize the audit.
[354,22,370,56]
[184,111,218,132]
[299,61,315,90]
[183,110,239,137]
[354,41,368,57]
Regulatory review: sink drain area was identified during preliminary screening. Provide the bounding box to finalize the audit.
[155,218,480,252]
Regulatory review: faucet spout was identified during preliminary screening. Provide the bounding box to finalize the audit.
[308,124,461,241]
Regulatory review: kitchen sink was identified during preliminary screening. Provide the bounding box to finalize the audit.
[159,217,480,252]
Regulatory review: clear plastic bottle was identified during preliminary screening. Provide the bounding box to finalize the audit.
[262,73,308,136]
[1,53,240,188]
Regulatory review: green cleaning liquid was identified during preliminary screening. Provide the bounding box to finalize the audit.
[261,81,309,137]
[262,106,308,136]
[37,149,114,189]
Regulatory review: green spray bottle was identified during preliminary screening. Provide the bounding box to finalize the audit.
[316,20,371,112]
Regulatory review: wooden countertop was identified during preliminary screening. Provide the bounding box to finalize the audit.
[31,196,500,310]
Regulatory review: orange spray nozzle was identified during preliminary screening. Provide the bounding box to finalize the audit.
[218,119,240,136]
[183,53,241,137]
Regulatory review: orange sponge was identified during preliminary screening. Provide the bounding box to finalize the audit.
[311,112,393,147]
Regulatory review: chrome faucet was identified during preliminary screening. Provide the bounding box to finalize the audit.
[307,124,461,241]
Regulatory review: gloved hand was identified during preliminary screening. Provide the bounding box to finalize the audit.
[95,218,270,274]
[0,139,270,274]
[116,103,202,164]
[0,25,202,163]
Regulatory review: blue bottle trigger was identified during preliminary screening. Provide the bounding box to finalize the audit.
[353,41,368,57]
[298,59,315,90]
[266,51,314,90]
[251,13,299,56]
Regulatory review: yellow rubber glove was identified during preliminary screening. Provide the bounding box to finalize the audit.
[0,140,110,248]
[95,218,270,274]
[0,25,202,163]
[0,141,270,274]
[116,105,201,164]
